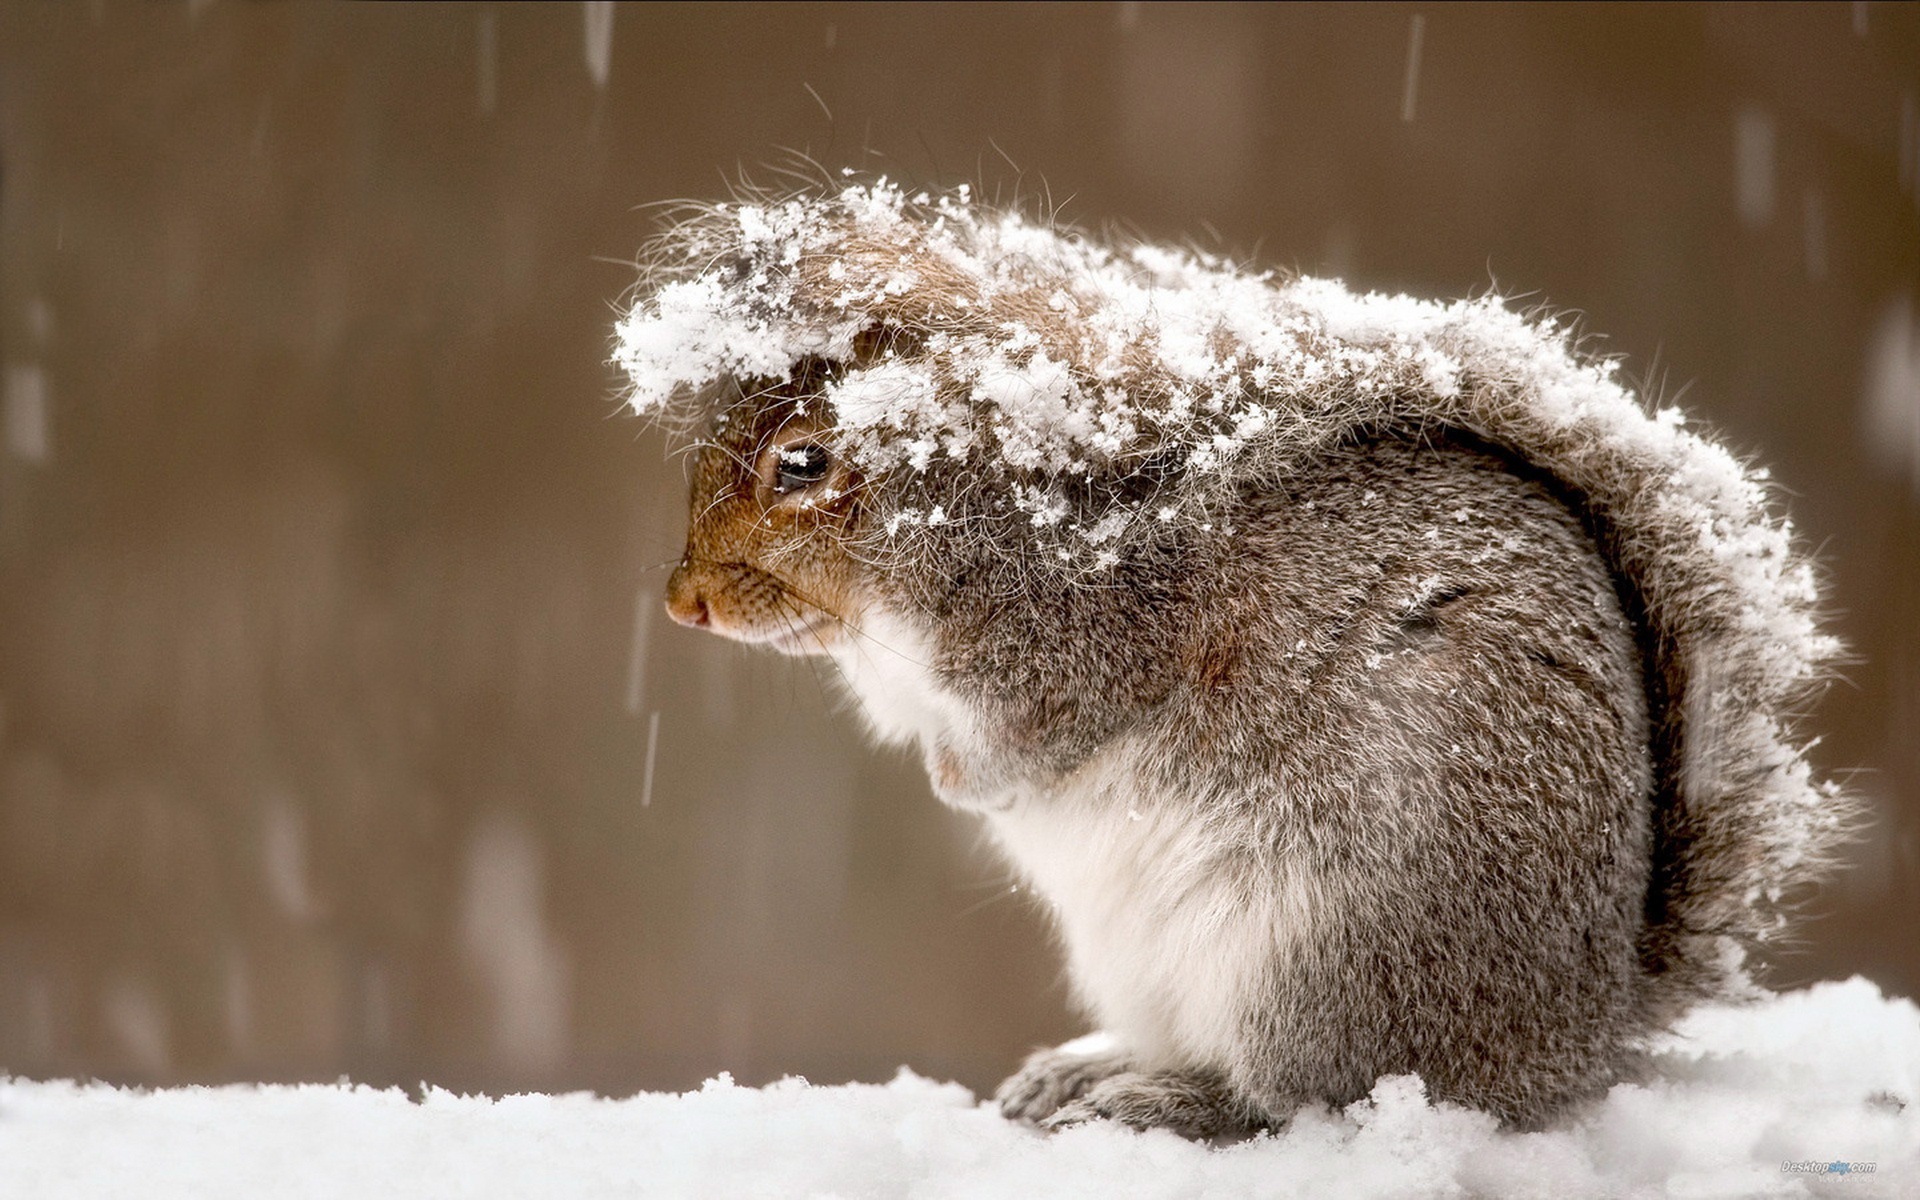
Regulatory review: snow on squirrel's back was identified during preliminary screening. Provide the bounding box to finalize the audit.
[611,179,1853,1013]
[3,980,1915,1198]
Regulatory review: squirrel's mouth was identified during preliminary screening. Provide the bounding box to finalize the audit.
[665,560,845,656]
[678,601,840,656]
[756,611,841,656]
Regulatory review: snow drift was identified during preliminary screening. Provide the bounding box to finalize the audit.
[3,978,1914,1198]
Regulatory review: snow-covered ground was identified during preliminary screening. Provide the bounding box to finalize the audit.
[3,978,1913,1199]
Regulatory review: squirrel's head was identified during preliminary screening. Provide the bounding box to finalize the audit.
[665,356,868,655]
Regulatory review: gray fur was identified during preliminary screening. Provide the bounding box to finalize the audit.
[910,434,1653,1130]
[632,182,1852,1136]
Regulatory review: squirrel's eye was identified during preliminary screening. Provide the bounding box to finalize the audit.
[774,443,833,493]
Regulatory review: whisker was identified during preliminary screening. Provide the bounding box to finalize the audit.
[640,711,661,808]
[694,483,743,526]
[775,590,856,702]
[955,883,1028,920]
[767,573,929,670]
[954,865,1025,893]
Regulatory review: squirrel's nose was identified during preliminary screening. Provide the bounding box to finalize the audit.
[664,566,711,628]
[667,595,710,628]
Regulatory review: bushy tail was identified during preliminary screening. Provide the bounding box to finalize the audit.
[1345,303,1853,1009]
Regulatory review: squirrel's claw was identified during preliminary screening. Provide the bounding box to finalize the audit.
[1036,1070,1263,1141]
[995,1042,1133,1125]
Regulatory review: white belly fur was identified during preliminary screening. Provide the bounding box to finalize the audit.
[831,608,1316,1072]
[987,759,1314,1072]
[829,609,977,751]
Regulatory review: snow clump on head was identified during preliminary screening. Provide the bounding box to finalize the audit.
[615,180,1488,563]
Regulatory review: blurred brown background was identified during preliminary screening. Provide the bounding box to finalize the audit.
[0,2,1915,1099]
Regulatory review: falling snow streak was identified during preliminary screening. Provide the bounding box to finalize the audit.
[459,814,568,1071]
[624,584,651,714]
[103,978,168,1076]
[1400,14,1425,123]
[29,297,56,343]
[261,795,319,923]
[583,1,613,90]
[1735,106,1775,228]
[641,711,660,808]
[4,363,50,463]
[1864,294,1920,497]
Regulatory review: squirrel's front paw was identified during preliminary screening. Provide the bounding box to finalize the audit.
[994,1038,1132,1124]
[1037,1070,1261,1140]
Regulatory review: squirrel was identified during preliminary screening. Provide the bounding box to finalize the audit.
[615,180,1852,1135]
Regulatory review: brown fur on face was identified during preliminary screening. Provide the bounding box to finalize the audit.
[665,369,866,655]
